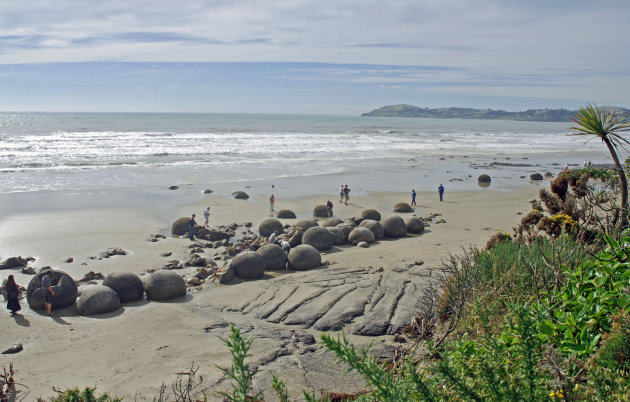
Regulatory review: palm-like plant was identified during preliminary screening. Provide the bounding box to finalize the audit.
[571,104,630,231]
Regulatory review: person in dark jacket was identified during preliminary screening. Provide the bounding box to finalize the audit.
[5,275,21,316]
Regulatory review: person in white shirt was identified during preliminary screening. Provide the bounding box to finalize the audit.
[203,207,211,227]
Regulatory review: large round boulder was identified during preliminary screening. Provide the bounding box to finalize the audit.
[288,245,321,271]
[230,251,266,279]
[259,218,284,237]
[295,219,318,231]
[336,223,356,241]
[171,217,190,235]
[348,227,376,245]
[327,227,346,245]
[405,216,425,234]
[103,272,144,302]
[302,226,334,251]
[530,173,544,181]
[361,209,381,221]
[322,217,343,227]
[231,191,249,199]
[478,174,491,184]
[382,216,407,238]
[257,244,287,270]
[393,202,414,213]
[77,285,120,316]
[359,219,384,240]
[276,209,296,219]
[27,270,78,310]
[144,271,186,301]
[313,205,328,218]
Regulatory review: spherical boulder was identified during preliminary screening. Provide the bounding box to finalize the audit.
[259,218,284,237]
[144,271,186,301]
[530,173,544,181]
[361,209,381,221]
[276,209,296,219]
[288,245,321,271]
[313,205,328,218]
[393,202,414,213]
[77,285,120,316]
[231,191,249,199]
[295,219,318,231]
[322,217,343,227]
[405,216,425,234]
[171,217,190,235]
[103,272,144,302]
[27,270,78,310]
[478,174,491,184]
[302,226,334,251]
[357,241,369,248]
[359,219,384,240]
[230,251,266,279]
[382,215,407,238]
[336,223,356,241]
[327,227,346,245]
[348,227,376,245]
[257,244,287,270]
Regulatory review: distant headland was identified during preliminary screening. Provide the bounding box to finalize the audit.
[361,104,630,122]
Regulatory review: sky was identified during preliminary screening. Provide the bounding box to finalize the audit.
[0,0,629,115]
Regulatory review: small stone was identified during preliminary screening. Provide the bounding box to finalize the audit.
[1,343,23,354]
[161,252,172,257]
[65,257,73,263]
[169,185,179,190]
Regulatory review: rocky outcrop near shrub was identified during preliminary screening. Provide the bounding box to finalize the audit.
[302,226,334,251]
[144,271,186,301]
[348,227,376,245]
[361,209,381,221]
[257,244,287,270]
[382,215,407,238]
[27,270,78,310]
[276,209,296,219]
[288,245,321,271]
[258,218,284,237]
[77,285,121,316]
[103,272,144,302]
[405,216,425,234]
[313,205,328,218]
[359,219,384,240]
[393,202,414,213]
[230,251,266,279]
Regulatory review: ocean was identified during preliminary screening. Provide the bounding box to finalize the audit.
[0,112,611,215]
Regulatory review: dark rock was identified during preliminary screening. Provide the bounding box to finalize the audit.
[326,227,346,245]
[361,209,381,221]
[202,189,213,194]
[103,272,144,302]
[0,256,28,270]
[259,218,284,237]
[321,217,343,227]
[393,202,414,213]
[544,172,554,178]
[478,174,491,183]
[230,251,266,279]
[348,227,376,245]
[99,248,127,258]
[144,271,186,301]
[161,251,172,257]
[171,217,190,235]
[184,254,208,267]
[65,257,73,263]
[163,260,183,270]
[295,219,318,230]
[169,185,178,190]
[313,205,328,218]
[530,173,544,181]
[359,219,384,240]
[405,216,425,234]
[26,270,78,310]
[76,271,105,284]
[218,265,235,283]
[231,191,249,199]
[1,343,23,354]
[195,267,214,279]
[382,216,407,238]
[257,244,287,270]
[302,227,334,251]
[288,245,321,271]
[21,267,36,275]
[197,228,230,241]
[276,209,296,219]
[77,285,121,316]
[335,223,356,241]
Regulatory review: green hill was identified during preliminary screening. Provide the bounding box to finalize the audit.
[361,104,630,122]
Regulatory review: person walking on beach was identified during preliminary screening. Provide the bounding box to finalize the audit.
[188,214,197,241]
[41,270,54,316]
[5,275,21,316]
[411,189,417,206]
[344,185,350,205]
[326,200,333,217]
[438,184,444,201]
[269,194,275,212]
[203,207,211,227]
[339,185,345,203]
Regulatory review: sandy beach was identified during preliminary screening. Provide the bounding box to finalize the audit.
[0,177,543,400]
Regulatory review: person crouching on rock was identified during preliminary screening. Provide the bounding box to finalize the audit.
[188,214,197,241]
[269,231,278,244]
